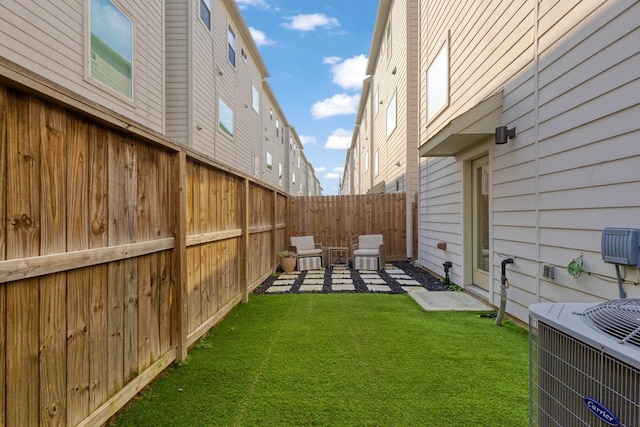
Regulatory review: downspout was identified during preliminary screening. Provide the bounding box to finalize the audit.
[494,258,514,326]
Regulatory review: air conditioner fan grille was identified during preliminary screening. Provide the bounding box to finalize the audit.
[582,298,640,347]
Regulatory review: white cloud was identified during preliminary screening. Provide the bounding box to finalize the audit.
[324,128,352,150]
[282,14,339,32]
[325,167,344,179]
[314,166,327,173]
[299,135,317,146]
[236,0,269,9]
[311,93,359,119]
[249,27,275,46]
[325,54,368,91]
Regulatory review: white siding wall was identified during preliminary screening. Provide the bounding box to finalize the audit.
[0,0,165,132]
[419,0,640,323]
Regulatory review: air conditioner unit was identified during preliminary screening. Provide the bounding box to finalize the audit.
[529,299,640,427]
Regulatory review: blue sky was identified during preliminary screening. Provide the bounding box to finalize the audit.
[235,0,379,195]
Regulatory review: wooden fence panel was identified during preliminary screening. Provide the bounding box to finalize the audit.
[0,78,295,426]
[288,194,408,261]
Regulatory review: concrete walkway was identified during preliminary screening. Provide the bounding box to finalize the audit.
[405,287,494,312]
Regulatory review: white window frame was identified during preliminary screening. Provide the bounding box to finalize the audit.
[266,151,272,171]
[89,0,133,99]
[374,86,379,117]
[252,84,260,114]
[199,0,211,29]
[374,150,379,177]
[427,33,450,121]
[227,26,236,67]
[386,91,397,137]
[218,97,234,137]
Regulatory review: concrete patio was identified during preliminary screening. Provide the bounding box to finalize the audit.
[257,262,495,312]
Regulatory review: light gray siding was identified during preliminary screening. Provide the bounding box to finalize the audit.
[418,0,640,323]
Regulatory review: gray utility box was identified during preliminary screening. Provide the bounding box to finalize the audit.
[601,227,640,266]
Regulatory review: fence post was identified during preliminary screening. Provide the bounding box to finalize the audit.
[241,178,249,303]
[174,151,188,361]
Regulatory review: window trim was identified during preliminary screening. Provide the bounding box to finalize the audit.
[427,33,450,121]
[386,90,397,137]
[227,26,236,67]
[218,97,234,137]
[89,0,134,100]
[199,0,211,29]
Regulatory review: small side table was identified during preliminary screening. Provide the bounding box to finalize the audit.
[329,247,349,269]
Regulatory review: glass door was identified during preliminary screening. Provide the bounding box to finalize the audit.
[472,156,489,291]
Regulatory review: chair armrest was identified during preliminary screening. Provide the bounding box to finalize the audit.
[352,243,360,252]
[315,243,322,249]
[290,245,298,253]
[379,244,386,268]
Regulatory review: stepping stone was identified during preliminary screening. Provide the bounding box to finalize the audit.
[384,269,405,275]
[358,270,378,274]
[266,285,291,293]
[272,279,295,285]
[305,274,325,279]
[402,286,422,292]
[303,279,324,285]
[389,274,412,280]
[332,274,351,279]
[299,284,324,292]
[308,270,325,274]
[279,274,299,280]
[367,284,392,292]
[397,279,421,286]
[362,278,386,285]
[332,284,356,291]
[360,274,381,279]
[332,278,353,284]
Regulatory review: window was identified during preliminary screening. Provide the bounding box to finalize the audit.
[200,0,211,28]
[218,97,234,137]
[275,118,279,136]
[270,108,273,120]
[365,152,369,172]
[241,48,247,62]
[227,26,236,67]
[266,151,272,171]
[386,91,397,136]
[278,163,283,187]
[90,0,133,98]
[297,156,300,169]
[292,173,296,185]
[252,84,259,114]
[374,150,379,176]
[427,36,449,120]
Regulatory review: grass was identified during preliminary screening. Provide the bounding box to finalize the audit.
[110,294,530,426]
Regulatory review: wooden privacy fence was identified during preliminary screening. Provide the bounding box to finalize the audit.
[0,79,288,426]
[288,194,407,261]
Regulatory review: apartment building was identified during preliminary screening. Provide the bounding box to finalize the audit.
[417,0,640,323]
[342,0,420,256]
[0,0,319,196]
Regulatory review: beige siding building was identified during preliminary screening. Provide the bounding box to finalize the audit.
[343,0,420,256]
[418,0,640,323]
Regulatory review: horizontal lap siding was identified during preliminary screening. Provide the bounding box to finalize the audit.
[531,0,640,305]
[165,0,190,144]
[0,0,164,132]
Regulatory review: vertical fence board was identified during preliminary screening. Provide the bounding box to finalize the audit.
[107,133,126,398]
[6,91,40,427]
[88,123,109,411]
[137,143,153,373]
[39,102,67,426]
[66,110,90,425]
[0,84,6,427]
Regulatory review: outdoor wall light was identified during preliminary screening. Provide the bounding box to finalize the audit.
[495,126,516,144]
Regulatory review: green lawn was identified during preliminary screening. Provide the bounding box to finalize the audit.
[110,293,530,426]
